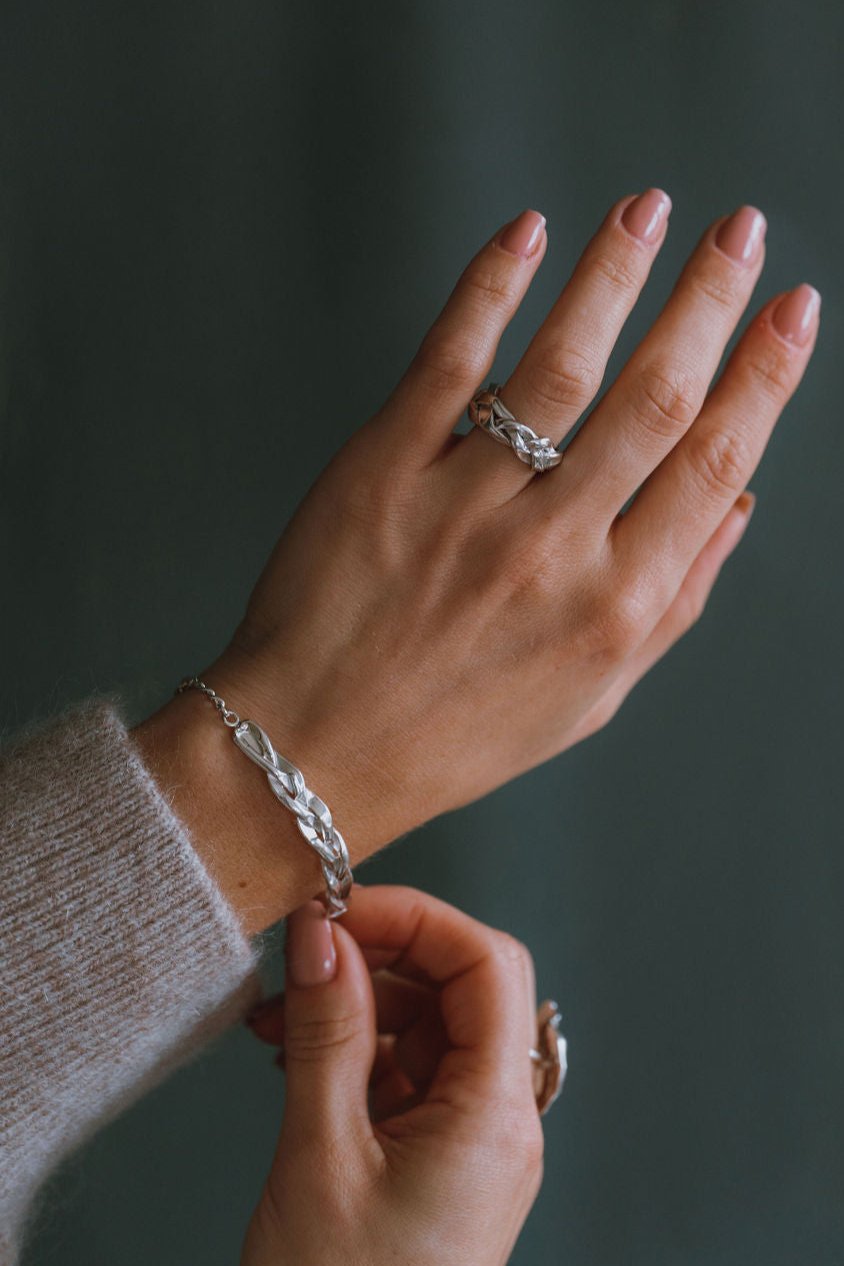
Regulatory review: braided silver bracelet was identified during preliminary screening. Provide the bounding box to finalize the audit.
[176,676,353,918]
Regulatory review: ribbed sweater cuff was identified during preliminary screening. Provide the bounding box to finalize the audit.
[0,694,263,1259]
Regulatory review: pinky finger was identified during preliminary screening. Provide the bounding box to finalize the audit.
[582,490,756,733]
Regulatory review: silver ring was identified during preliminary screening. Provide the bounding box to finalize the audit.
[468,383,563,473]
[530,999,568,1115]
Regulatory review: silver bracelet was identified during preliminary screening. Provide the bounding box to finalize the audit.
[176,676,353,918]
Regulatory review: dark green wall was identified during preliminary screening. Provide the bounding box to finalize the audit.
[2,2,842,1262]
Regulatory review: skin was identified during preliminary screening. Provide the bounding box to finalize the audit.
[134,190,819,936]
[129,191,819,1260]
[239,885,545,1266]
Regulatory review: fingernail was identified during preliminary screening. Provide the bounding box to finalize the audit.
[724,491,756,557]
[498,209,546,257]
[735,490,756,523]
[715,206,766,265]
[620,188,672,243]
[285,900,337,988]
[772,283,821,347]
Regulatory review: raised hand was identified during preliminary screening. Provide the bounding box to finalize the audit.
[135,191,819,930]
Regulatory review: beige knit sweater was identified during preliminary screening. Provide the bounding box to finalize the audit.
[0,695,264,1264]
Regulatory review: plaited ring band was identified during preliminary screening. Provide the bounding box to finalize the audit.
[468,382,563,473]
[530,999,568,1116]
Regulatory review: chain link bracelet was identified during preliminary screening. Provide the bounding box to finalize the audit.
[175,676,353,918]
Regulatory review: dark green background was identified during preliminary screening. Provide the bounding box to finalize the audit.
[2,2,842,1262]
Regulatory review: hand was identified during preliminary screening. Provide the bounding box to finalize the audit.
[135,191,819,930]
[239,885,545,1266]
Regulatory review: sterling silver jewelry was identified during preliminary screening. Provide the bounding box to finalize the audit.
[530,999,568,1115]
[176,676,353,918]
[468,383,563,472]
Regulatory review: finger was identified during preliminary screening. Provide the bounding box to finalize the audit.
[369,1065,423,1123]
[245,971,438,1052]
[371,1033,396,1085]
[371,970,440,1035]
[571,491,756,741]
[279,901,376,1152]
[615,284,820,589]
[244,992,286,1046]
[393,1009,449,1087]
[351,979,448,1090]
[449,188,671,494]
[547,205,767,520]
[626,490,756,691]
[361,976,448,1090]
[382,210,548,463]
[337,885,537,1111]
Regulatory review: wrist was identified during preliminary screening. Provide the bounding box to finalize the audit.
[130,683,321,935]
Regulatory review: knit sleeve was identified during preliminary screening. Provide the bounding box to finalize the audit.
[0,694,264,1263]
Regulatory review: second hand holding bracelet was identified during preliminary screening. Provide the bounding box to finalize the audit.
[176,675,354,918]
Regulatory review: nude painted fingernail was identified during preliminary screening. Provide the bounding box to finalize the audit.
[715,206,766,265]
[498,209,546,257]
[620,188,672,242]
[772,284,821,346]
[285,900,337,988]
[723,491,756,557]
[735,490,756,523]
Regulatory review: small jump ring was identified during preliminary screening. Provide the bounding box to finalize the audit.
[468,383,563,473]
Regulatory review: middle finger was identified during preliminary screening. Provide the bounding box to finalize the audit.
[447,188,672,497]
[541,204,767,521]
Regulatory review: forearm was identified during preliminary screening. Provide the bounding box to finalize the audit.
[0,696,261,1259]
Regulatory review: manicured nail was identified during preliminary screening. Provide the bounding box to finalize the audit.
[772,283,821,346]
[720,491,757,559]
[285,900,337,988]
[715,206,766,265]
[735,490,756,523]
[620,188,672,242]
[498,209,546,258]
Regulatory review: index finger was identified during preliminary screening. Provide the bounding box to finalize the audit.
[338,884,536,1098]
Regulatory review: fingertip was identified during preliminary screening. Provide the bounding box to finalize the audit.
[285,900,337,990]
[496,209,547,259]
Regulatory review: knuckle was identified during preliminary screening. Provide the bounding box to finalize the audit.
[687,263,741,312]
[460,260,520,311]
[587,247,642,295]
[415,327,487,396]
[587,577,652,660]
[283,1011,364,1064]
[522,1122,546,1173]
[494,930,534,976]
[527,342,602,415]
[495,1105,545,1172]
[687,426,750,500]
[743,343,795,402]
[630,365,700,440]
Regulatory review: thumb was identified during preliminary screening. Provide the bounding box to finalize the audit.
[279,900,375,1151]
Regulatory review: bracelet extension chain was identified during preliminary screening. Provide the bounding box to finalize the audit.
[175,676,353,918]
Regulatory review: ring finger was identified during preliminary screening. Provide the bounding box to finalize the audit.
[539,203,767,520]
[448,188,672,497]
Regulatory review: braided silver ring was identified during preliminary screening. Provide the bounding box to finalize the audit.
[468,382,563,473]
[530,999,568,1115]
